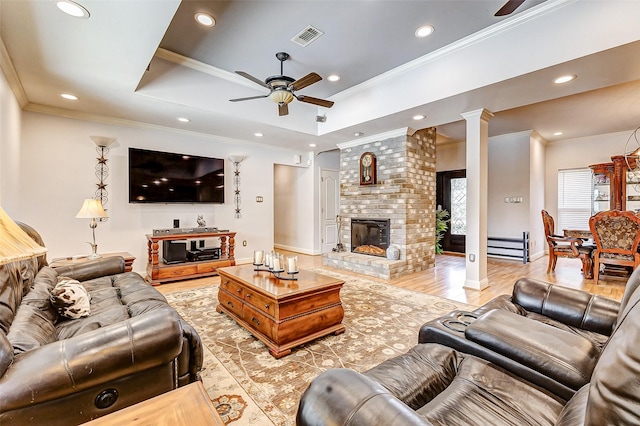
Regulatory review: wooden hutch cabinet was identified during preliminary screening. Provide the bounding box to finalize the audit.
[590,155,639,214]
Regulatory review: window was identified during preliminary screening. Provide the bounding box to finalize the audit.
[450,178,467,235]
[557,168,592,231]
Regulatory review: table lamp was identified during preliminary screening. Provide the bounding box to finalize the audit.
[76,198,108,259]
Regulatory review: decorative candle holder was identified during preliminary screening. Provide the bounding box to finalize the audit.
[272,270,298,281]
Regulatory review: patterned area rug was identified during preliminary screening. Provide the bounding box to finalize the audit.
[165,268,474,425]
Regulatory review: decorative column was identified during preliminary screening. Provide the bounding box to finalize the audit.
[461,109,493,290]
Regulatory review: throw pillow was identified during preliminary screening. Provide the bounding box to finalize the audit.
[50,277,91,319]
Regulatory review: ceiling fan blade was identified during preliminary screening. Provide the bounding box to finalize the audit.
[278,103,289,116]
[235,71,269,88]
[494,0,525,16]
[296,95,334,108]
[290,72,322,91]
[229,94,269,102]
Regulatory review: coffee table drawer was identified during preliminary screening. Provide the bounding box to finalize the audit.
[218,290,243,318]
[243,290,276,317]
[243,304,274,339]
[220,278,244,298]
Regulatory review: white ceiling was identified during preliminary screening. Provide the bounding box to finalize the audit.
[1,0,640,153]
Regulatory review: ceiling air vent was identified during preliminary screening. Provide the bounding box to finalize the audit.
[291,25,324,47]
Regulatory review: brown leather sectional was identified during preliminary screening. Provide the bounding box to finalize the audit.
[0,225,203,424]
[297,269,640,425]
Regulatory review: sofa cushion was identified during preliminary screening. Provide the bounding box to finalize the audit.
[5,266,58,355]
[50,277,91,319]
[0,259,40,334]
[6,305,57,354]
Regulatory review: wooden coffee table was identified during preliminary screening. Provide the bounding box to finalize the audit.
[216,265,346,358]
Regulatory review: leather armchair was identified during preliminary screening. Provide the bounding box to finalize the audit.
[297,267,640,425]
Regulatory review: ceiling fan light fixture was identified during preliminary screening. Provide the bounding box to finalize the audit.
[195,12,215,27]
[269,90,294,104]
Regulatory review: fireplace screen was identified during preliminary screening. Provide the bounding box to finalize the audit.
[351,218,390,257]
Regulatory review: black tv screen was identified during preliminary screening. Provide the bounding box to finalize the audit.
[129,148,225,204]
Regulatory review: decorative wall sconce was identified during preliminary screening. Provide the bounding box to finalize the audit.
[90,136,116,220]
[229,155,245,218]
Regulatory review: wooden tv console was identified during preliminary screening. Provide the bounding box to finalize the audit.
[145,230,236,285]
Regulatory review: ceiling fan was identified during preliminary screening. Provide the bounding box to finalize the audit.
[494,0,526,16]
[229,52,334,116]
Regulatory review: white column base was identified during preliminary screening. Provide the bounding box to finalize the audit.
[463,278,490,290]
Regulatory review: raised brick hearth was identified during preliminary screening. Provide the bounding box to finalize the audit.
[324,127,436,280]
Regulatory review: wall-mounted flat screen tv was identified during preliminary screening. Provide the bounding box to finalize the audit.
[129,148,225,204]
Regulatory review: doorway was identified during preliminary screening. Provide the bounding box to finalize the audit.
[436,169,466,253]
[320,169,339,253]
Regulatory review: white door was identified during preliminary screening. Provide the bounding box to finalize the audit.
[321,169,339,253]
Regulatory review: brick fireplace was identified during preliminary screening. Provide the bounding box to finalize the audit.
[323,127,437,279]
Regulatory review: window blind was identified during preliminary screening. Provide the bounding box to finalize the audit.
[557,168,592,231]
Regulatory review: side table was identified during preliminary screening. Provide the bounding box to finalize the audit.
[50,252,135,272]
[82,381,224,425]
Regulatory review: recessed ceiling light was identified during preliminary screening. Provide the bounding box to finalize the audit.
[354,132,364,137]
[554,74,576,84]
[413,114,426,120]
[61,93,78,100]
[327,74,340,82]
[309,143,317,147]
[177,117,190,122]
[415,25,434,38]
[56,1,90,18]
[195,12,215,27]
[254,132,263,137]
[553,131,564,136]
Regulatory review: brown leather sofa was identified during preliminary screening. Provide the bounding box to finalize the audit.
[0,225,203,424]
[296,269,640,425]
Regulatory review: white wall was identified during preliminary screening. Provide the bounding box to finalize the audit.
[273,163,314,254]
[544,130,632,224]
[529,132,547,259]
[487,132,531,238]
[436,141,466,172]
[13,111,311,274]
[0,65,22,211]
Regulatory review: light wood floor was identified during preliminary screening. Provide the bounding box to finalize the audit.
[156,252,627,306]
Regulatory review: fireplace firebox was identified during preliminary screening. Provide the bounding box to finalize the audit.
[351,218,390,257]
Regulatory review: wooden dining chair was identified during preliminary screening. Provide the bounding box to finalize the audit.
[589,209,640,284]
[541,210,592,276]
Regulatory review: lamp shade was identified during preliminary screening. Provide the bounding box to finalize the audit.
[0,206,47,265]
[75,198,108,219]
[89,136,116,147]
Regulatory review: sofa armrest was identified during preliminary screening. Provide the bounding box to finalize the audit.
[465,309,599,391]
[512,278,619,335]
[296,368,433,426]
[0,308,182,411]
[53,257,125,282]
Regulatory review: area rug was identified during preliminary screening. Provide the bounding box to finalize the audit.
[165,268,474,425]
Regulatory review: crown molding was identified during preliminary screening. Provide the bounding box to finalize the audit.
[331,0,575,103]
[0,36,28,108]
[154,48,260,91]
